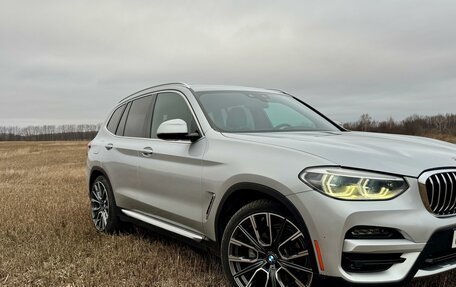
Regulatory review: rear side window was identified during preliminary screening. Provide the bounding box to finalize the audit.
[107,104,126,134]
[124,96,154,138]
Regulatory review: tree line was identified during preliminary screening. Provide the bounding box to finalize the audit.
[343,113,456,136]
[0,124,101,141]
[0,114,455,141]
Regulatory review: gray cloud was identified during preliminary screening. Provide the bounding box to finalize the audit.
[0,0,455,125]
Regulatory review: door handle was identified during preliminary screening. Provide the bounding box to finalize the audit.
[141,147,154,157]
[105,143,114,150]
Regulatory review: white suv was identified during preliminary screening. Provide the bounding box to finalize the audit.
[87,82,456,286]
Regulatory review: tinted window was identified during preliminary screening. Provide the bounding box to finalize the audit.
[151,92,197,138]
[107,104,126,134]
[116,102,131,136]
[124,96,154,138]
[195,91,339,132]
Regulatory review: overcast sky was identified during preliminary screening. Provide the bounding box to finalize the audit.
[1,0,455,126]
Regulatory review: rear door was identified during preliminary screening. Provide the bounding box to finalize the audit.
[137,91,206,233]
[103,95,156,209]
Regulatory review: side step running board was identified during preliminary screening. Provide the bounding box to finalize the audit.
[121,209,204,242]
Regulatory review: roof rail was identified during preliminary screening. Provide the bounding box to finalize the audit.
[267,88,289,95]
[119,82,191,103]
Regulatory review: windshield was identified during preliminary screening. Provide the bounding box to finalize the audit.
[194,91,341,133]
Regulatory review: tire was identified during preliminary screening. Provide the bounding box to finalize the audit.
[221,200,316,287]
[89,175,120,233]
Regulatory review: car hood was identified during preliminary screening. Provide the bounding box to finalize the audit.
[222,131,456,177]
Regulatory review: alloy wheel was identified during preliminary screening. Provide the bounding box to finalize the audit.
[90,181,110,231]
[228,212,313,287]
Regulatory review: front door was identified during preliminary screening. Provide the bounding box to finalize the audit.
[137,91,206,233]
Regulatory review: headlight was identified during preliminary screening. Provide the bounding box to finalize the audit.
[300,167,409,200]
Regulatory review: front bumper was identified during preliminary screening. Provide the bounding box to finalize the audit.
[288,176,456,284]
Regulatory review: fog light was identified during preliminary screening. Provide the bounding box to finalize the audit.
[342,253,406,273]
[346,226,403,240]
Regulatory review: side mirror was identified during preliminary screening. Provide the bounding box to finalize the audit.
[156,119,200,142]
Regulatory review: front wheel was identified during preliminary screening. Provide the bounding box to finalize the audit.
[221,200,315,287]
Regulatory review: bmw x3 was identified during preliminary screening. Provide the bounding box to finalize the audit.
[87,82,456,286]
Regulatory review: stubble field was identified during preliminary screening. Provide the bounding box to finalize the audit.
[0,141,455,287]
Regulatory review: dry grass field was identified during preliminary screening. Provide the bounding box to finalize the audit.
[0,140,455,287]
[0,142,226,287]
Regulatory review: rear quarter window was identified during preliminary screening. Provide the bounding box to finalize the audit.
[106,104,126,134]
[116,102,131,136]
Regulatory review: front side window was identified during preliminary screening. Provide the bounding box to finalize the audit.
[124,96,154,138]
[150,92,197,138]
[195,91,340,132]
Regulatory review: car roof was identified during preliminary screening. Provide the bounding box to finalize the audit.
[119,82,286,103]
[189,84,281,93]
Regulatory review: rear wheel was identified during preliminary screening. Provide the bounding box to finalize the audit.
[221,200,315,287]
[90,175,120,233]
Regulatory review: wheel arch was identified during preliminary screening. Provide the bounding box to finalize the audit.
[89,166,110,192]
[214,182,320,275]
[214,182,309,243]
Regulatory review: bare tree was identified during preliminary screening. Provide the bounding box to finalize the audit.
[0,124,100,141]
[344,114,456,137]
